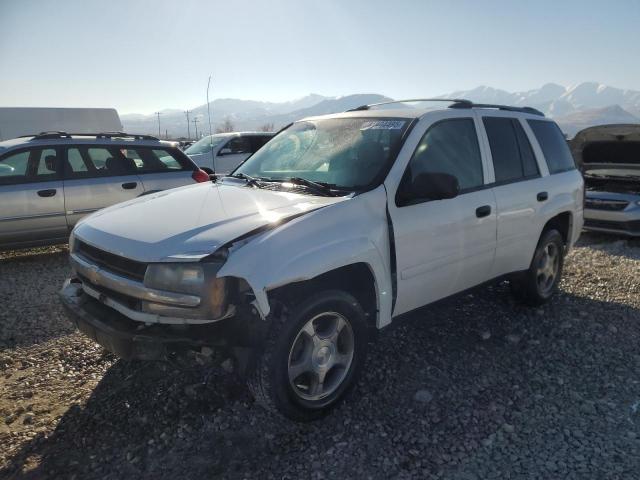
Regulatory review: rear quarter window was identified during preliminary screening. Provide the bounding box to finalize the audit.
[527,120,575,174]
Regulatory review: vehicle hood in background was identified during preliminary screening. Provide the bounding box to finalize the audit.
[570,124,640,171]
[73,182,347,263]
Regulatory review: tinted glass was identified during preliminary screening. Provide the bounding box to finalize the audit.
[405,118,483,191]
[528,120,575,173]
[513,121,539,177]
[226,137,251,154]
[483,117,523,183]
[120,147,188,172]
[0,151,30,181]
[235,118,410,189]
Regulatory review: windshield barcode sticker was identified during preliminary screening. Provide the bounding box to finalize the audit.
[360,120,406,130]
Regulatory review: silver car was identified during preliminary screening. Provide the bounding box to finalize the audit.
[571,124,640,236]
[0,131,210,250]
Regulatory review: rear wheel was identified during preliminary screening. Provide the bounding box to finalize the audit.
[510,229,564,305]
[248,290,368,421]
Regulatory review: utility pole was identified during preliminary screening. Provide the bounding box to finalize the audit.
[154,112,162,138]
[192,117,200,139]
[184,110,191,140]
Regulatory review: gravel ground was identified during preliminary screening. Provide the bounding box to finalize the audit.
[1,233,640,479]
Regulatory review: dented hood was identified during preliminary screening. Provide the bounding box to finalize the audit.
[73,181,347,262]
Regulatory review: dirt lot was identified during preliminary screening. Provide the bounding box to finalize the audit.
[1,233,640,479]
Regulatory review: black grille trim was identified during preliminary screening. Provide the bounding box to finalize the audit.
[76,241,147,281]
[584,219,640,233]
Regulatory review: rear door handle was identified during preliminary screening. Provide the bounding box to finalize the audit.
[37,189,57,197]
[122,182,138,190]
[537,191,548,202]
[476,205,492,218]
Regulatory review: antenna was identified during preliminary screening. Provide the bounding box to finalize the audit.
[206,75,215,173]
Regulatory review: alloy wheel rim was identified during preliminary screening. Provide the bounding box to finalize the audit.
[536,242,560,295]
[287,311,355,401]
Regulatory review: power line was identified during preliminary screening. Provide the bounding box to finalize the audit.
[154,112,162,138]
[184,110,191,140]
[192,117,200,139]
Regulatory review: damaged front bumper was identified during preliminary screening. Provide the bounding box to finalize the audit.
[59,279,266,362]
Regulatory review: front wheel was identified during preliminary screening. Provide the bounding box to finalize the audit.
[510,229,565,305]
[247,290,368,421]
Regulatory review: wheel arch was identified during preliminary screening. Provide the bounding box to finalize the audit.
[542,211,573,245]
[267,262,379,330]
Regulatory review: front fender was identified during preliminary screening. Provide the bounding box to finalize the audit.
[217,186,393,327]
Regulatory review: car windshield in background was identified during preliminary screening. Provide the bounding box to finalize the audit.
[184,135,227,155]
[233,118,410,190]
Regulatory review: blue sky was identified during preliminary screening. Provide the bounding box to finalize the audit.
[1,0,639,113]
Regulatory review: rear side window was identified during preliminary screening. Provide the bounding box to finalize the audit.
[119,147,191,173]
[403,118,484,193]
[483,117,540,183]
[65,146,135,178]
[527,120,575,173]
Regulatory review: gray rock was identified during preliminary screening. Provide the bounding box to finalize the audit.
[414,389,433,404]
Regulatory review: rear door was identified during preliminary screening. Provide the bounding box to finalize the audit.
[216,136,252,174]
[479,114,549,277]
[0,146,67,247]
[62,145,144,228]
[123,146,196,193]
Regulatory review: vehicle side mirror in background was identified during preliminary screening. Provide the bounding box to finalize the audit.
[401,172,460,204]
[218,148,232,156]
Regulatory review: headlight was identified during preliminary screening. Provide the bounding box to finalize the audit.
[142,261,229,319]
[144,263,205,295]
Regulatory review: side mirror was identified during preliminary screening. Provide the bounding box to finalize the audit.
[402,172,459,204]
[219,148,232,156]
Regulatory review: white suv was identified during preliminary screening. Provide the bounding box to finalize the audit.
[59,99,584,420]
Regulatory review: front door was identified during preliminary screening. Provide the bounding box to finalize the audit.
[0,147,67,248]
[215,136,252,174]
[387,114,497,316]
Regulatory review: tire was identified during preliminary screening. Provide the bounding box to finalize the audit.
[510,229,565,306]
[247,290,369,421]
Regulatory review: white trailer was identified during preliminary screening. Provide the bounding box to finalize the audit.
[0,107,123,141]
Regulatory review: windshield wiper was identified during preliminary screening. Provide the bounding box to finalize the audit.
[227,172,261,187]
[286,177,334,196]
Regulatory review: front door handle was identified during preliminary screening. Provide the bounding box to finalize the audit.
[122,182,138,190]
[476,205,492,218]
[537,191,548,202]
[37,189,57,197]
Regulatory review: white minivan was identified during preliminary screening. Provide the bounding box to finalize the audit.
[184,132,274,174]
[60,99,583,421]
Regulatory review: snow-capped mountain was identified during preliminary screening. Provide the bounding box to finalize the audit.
[121,82,639,138]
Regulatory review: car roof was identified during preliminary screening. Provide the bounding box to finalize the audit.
[0,134,178,152]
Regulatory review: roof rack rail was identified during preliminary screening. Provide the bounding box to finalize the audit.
[26,131,73,140]
[347,98,471,112]
[94,132,160,140]
[449,101,545,117]
[25,131,160,141]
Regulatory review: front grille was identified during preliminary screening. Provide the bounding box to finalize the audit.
[584,219,640,233]
[585,199,629,211]
[78,273,142,311]
[76,241,147,281]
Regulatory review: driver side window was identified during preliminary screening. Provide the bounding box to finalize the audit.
[225,137,251,154]
[403,118,484,193]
